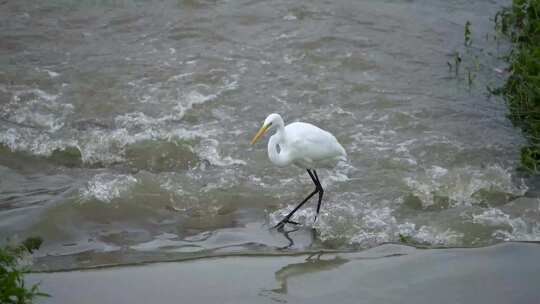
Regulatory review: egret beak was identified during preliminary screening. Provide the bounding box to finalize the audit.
[251,123,270,145]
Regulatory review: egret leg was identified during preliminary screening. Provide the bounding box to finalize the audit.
[312,170,324,223]
[274,169,320,229]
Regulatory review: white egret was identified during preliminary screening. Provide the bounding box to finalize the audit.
[250,113,346,228]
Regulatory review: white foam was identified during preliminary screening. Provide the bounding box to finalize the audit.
[78,128,133,164]
[271,195,475,248]
[472,208,511,226]
[283,14,298,21]
[166,72,193,82]
[115,112,161,128]
[493,223,540,242]
[473,208,540,241]
[174,90,217,116]
[80,173,138,203]
[413,225,464,246]
[2,87,72,132]
[404,165,526,208]
[0,127,75,157]
[0,63,244,165]
[344,207,399,246]
[283,53,305,64]
[45,69,60,78]
[195,138,247,167]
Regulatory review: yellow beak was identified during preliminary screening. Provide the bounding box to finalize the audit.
[250,123,270,145]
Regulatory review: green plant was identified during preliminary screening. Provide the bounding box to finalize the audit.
[454,51,462,76]
[398,233,414,244]
[465,20,472,46]
[521,145,540,172]
[0,237,49,304]
[495,0,540,172]
[447,21,480,87]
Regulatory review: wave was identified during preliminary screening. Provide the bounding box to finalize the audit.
[0,69,242,169]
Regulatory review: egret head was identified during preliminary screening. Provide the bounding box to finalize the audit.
[250,113,283,145]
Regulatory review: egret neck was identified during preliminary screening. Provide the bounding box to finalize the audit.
[268,124,290,167]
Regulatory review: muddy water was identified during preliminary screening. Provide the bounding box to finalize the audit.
[1,0,538,270]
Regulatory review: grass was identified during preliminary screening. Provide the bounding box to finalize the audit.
[447,19,480,89]
[1,237,49,304]
[398,234,415,244]
[495,0,540,172]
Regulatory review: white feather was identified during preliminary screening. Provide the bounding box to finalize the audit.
[260,114,346,169]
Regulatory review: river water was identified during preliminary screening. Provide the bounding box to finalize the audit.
[1,0,539,270]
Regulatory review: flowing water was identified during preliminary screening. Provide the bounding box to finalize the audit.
[1,0,539,270]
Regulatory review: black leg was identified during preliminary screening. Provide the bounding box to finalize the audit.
[313,170,324,222]
[312,169,320,185]
[274,169,320,229]
[277,226,300,249]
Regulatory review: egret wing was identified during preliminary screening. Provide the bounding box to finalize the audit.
[285,122,345,162]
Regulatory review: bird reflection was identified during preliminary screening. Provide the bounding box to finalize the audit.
[269,253,349,295]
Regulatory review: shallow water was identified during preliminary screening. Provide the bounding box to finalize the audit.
[28,243,540,304]
[1,0,539,270]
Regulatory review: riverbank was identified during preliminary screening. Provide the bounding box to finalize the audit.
[28,242,540,304]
